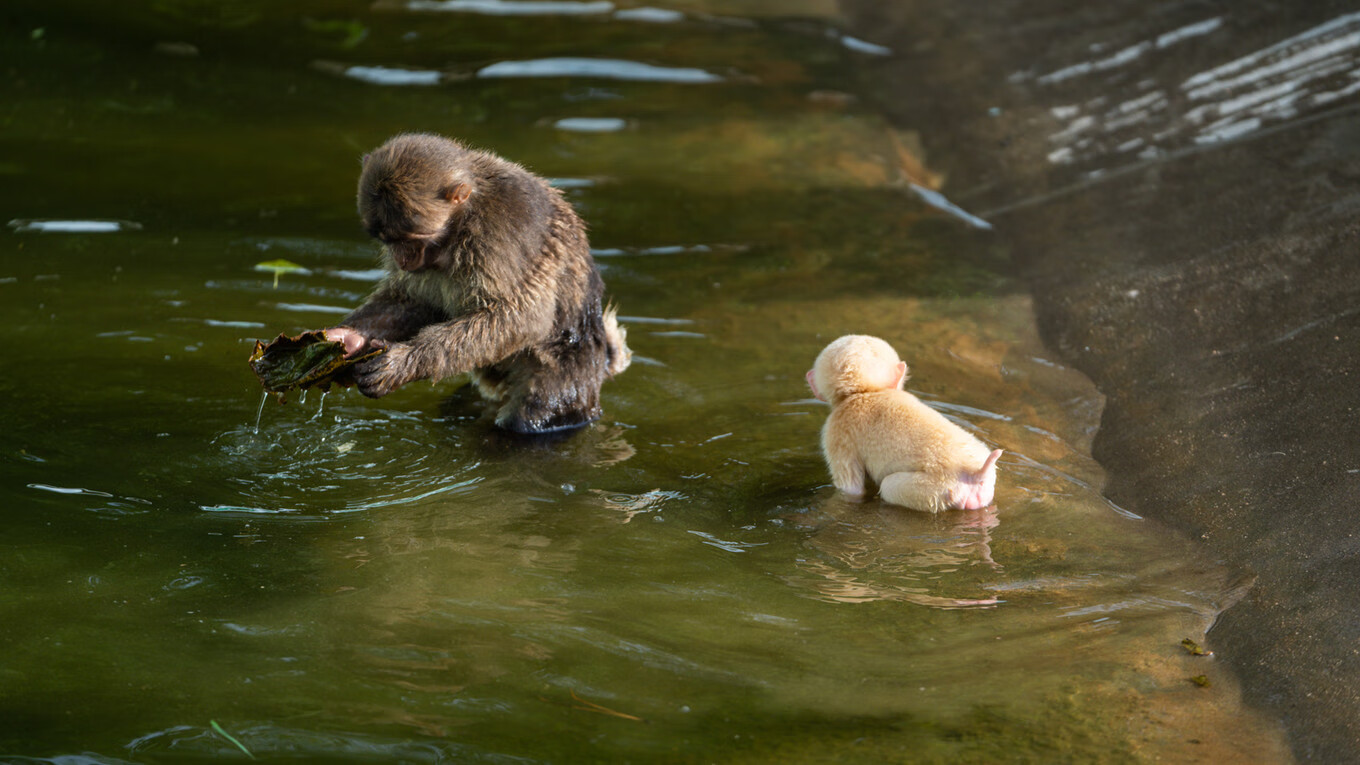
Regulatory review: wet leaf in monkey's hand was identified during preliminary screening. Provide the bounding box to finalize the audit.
[248,330,383,397]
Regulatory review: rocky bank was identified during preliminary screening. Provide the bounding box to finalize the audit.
[842,1,1360,760]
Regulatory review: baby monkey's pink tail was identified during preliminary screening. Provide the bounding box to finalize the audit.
[972,449,1003,508]
[950,449,1003,510]
[981,449,1003,477]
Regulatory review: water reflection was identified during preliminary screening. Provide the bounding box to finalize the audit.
[595,487,681,521]
[792,501,1002,608]
[476,57,724,83]
[390,0,689,24]
[552,116,629,132]
[613,7,685,23]
[129,723,478,762]
[404,0,615,14]
[325,57,726,86]
[340,64,443,86]
[8,218,142,232]
[26,483,115,497]
[1034,18,1223,85]
[208,405,486,518]
[1036,10,1360,166]
[908,183,994,230]
[838,34,892,56]
[272,302,351,314]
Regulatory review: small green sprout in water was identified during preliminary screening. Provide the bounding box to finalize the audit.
[254,258,309,288]
[303,18,368,49]
[210,720,255,760]
[1189,675,1212,688]
[1181,638,1213,656]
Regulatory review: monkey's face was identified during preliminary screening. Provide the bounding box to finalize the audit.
[361,210,441,271]
[360,182,472,272]
[361,197,452,272]
[382,232,440,272]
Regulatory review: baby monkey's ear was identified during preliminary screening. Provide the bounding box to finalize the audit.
[892,361,908,389]
[806,369,825,402]
[443,182,471,205]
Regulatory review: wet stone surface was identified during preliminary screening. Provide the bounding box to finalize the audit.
[842,0,1360,760]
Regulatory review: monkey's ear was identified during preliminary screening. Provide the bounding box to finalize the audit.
[806,369,825,402]
[443,183,471,205]
[360,152,370,166]
[892,361,908,389]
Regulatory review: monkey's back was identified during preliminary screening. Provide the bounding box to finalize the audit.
[478,182,629,431]
[828,389,991,485]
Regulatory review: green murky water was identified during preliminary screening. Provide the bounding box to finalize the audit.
[1,2,1290,762]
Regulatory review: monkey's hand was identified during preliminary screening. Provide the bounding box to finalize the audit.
[325,326,373,357]
[353,343,412,398]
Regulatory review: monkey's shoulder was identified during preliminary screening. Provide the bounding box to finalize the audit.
[839,389,935,418]
[544,195,590,251]
[836,389,982,448]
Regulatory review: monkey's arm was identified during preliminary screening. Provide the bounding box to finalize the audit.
[822,419,866,498]
[352,305,543,398]
[326,287,444,356]
[337,288,444,343]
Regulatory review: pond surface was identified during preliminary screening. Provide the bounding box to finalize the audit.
[1,2,1291,762]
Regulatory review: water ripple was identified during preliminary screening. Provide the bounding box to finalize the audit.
[477,57,723,83]
[405,0,614,14]
[9,218,142,233]
[343,65,442,86]
[553,117,628,132]
[1037,12,1360,168]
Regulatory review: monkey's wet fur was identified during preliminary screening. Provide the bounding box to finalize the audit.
[808,335,1002,512]
[325,133,631,434]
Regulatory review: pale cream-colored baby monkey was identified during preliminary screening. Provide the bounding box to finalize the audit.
[807,335,1002,512]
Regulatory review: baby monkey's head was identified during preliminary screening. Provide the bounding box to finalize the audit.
[807,334,908,404]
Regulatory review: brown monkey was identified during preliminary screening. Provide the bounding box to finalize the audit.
[807,335,1002,512]
[324,133,631,433]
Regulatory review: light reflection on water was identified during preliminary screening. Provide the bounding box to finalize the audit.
[0,0,1293,762]
[1033,10,1360,168]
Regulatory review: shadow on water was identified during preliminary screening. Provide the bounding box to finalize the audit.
[0,1,1292,762]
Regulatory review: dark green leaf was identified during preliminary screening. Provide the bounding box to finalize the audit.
[248,330,381,397]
